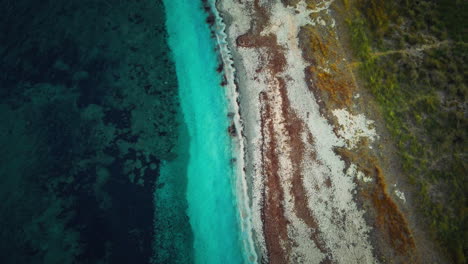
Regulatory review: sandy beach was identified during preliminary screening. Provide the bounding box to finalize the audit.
[216,0,420,263]
[0,0,459,263]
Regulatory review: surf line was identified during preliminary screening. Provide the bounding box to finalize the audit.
[202,0,260,262]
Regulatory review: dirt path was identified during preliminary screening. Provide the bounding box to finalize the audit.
[349,40,452,68]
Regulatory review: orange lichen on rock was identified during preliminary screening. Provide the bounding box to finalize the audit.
[309,66,353,106]
[298,25,355,108]
[370,166,415,254]
[295,2,419,262]
[308,34,334,64]
[337,147,417,262]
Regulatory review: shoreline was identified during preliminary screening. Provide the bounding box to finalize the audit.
[210,0,261,262]
[215,0,428,263]
[217,0,376,262]
[164,0,253,262]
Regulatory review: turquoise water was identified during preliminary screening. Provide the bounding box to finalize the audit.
[162,0,248,263]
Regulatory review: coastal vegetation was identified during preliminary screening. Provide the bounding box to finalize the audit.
[344,0,467,262]
[299,2,417,260]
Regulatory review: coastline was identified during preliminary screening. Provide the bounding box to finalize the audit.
[209,1,261,262]
[216,0,426,263]
[217,0,375,262]
[163,0,252,262]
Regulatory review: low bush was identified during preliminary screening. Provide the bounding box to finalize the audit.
[345,0,467,262]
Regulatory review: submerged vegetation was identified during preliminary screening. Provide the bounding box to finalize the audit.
[0,0,188,263]
[345,0,467,262]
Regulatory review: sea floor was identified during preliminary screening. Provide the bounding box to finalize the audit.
[0,0,191,263]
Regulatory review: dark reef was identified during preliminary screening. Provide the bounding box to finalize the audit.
[0,0,191,263]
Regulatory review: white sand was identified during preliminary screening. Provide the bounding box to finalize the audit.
[333,108,378,149]
[218,0,379,263]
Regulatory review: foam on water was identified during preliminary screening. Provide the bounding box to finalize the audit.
[162,0,252,263]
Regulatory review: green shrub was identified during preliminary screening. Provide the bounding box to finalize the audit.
[346,1,467,262]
